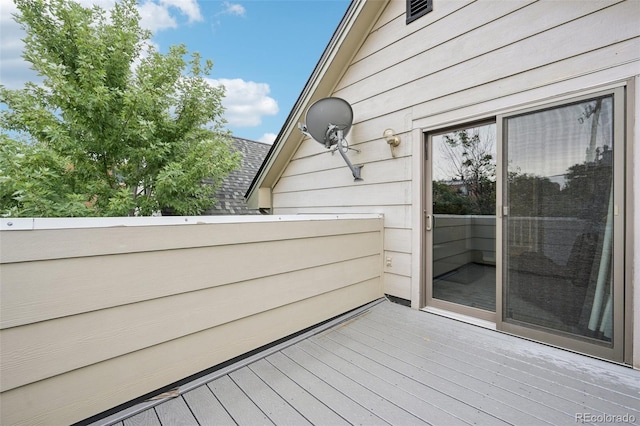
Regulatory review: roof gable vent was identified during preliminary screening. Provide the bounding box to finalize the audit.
[406,0,433,24]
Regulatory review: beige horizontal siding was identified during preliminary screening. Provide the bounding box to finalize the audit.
[342,0,623,92]
[412,46,639,127]
[384,228,411,254]
[287,131,411,166]
[273,131,413,299]
[274,206,412,229]
[350,0,471,63]
[1,220,381,328]
[273,181,411,209]
[384,251,411,277]
[337,1,637,114]
[384,274,412,300]
[342,0,533,89]
[0,216,380,263]
[1,255,381,392]
[2,281,380,426]
[276,157,411,193]
[0,216,383,426]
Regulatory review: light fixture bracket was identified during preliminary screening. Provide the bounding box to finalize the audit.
[383,128,401,157]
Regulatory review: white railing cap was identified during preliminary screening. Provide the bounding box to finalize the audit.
[0,214,383,231]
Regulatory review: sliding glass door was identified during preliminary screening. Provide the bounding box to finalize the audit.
[426,122,497,322]
[424,88,626,361]
[500,89,625,361]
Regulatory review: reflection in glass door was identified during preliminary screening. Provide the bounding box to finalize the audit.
[428,122,496,316]
[502,92,623,360]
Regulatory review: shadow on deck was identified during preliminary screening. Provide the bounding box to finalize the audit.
[89,299,640,426]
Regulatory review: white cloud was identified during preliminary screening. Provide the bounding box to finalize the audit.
[0,0,17,19]
[138,1,176,32]
[76,0,116,9]
[0,0,204,89]
[0,0,39,88]
[138,0,203,33]
[208,78,278,128]
[259,133,277,144]
[220,1,245,17]
[159,0,202,23]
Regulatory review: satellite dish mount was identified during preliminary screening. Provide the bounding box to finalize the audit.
[299,97,363,181]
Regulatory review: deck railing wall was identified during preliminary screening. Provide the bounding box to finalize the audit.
[434,215,594,277]
[433,215,496,277]
[0,215,384,426]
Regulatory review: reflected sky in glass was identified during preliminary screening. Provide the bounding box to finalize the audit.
[506,97,613,187]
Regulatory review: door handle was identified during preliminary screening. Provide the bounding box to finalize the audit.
[425,213,432,231]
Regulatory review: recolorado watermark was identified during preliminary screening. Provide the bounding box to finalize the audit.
[575,413,636,424]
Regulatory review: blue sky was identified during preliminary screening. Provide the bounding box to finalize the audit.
[0,0,351,143]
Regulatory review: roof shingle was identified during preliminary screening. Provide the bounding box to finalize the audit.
[203,137,270,215]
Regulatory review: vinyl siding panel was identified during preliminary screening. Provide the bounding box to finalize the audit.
[276,155,411,193]
[0,216,383,426]
[342,0,532,89]
[1,255,381,392]
[348,6,638,119]
[384,228,412,254]
[284,136,411,176]
[384,274,412,300]
[411,47,639,127]
[341,0,615,92]
[351,0,471,63]
[275,205,412,229]
[338,1,635,99]
[273,181,411,208]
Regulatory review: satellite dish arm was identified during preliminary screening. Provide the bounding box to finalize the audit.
[334,128,363,181]
[298,123,311,138]
[325,124,338,148]
[300,96,363,181]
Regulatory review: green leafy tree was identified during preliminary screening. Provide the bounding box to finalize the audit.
[440,129,496,215]
[507,172,562,217]
[0,135,91,217]
[0,0,240,217]
[432,181,473,215]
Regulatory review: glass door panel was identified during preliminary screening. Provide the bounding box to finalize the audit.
[503,95,617,346]
[429,123,496,314]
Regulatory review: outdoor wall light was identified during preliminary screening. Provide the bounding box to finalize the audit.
[383,128,401,158]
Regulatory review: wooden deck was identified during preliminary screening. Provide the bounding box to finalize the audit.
[90,299,640,426]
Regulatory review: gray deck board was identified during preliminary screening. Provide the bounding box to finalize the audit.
[249,358,349,426]
[153,397,197,426]
[100,299,640,426]
[392,308,640,414]
[326,323,558,424]
[283,342,431,425]
[291,340,482,425]
[208,374,274,425]
[266,351,388,425]
[182,384,235,426]
[334,322,585,422]
[122,409,160,426]
[368,302,640,418]
[229,365,312,425]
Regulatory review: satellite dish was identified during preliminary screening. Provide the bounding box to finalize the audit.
[305,97,353,147]
[299,97,363,181]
